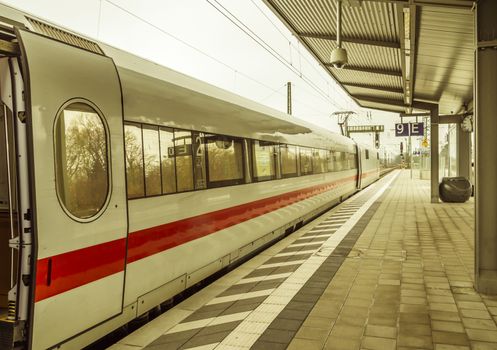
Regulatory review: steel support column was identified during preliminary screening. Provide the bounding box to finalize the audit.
[457,127,471,179]
[475,0,497,294]
[430,106,439,203]
[413,101,439,202]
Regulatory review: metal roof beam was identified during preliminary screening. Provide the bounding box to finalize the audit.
[348,0,474,9]
[354,95,408,107]
[358,104,406,113]
[395,5,408,108]
[342,82,404,94]
[326,64,403,77]
[408,5,418,107]
[299,32,401,49]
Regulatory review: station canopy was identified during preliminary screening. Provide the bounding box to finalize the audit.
[263,0,474,115]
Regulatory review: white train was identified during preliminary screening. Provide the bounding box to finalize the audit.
[0,4,379,349]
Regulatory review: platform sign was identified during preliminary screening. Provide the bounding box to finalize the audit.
[395,122,424,136]
[410,122,424,136]
[395,123,409,136]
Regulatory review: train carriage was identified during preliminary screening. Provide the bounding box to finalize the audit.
[0,4,379,349]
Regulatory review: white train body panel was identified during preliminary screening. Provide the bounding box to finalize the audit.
[124,171,357,307]
[359,147,381,188]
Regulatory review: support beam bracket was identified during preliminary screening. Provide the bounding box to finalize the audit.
[343,82,404,94]
[299,32,401,49]
[325,64,403,77]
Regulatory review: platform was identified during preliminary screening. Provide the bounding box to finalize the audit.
[110,170,497,350]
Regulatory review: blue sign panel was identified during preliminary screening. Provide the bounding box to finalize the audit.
[395,123,409,136]
[410,122,424,136]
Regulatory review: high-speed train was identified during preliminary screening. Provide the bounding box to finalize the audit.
[0,4,379,349]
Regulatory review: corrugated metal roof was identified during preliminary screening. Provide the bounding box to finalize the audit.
[331,68,403,90]
[345,86,404,102]
[263,0,474,115]
[414,6,473,114]
[269,0,400,41]
[304,38,402,71]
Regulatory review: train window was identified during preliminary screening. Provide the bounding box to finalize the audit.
[206,135,244,187]
[159,127,177,194]
[54,102,109,219]
[192,132,207,190]
[174,130,194,192]
[333,151,343,171]
[280,144,297,178]
[312,149,328,174]
[343,152,350,170]
[327,150,335,172]
[349,152,358,169]
[300,147,313,175]
[252,140,276,181]
[142,125,161,196]
[125,123,145,199]
[365,149,370,160]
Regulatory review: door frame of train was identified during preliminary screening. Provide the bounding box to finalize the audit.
[0,52,34,348]
[16,29,129,349]
[356,144,362,189]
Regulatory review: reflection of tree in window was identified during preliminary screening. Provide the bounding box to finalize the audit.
[143,125,161,196]
[300,147,313,175]
[280,145,297,178]
[206,136,243,186]
[252,141,276,181]
[55,104,108,218]
[333,151,343,172]
[327,150,335,172]
[349,152,357,169]
[312,149,328,174]
[174,130,194,192]
[124,124,144,198]
[159,127,176,194]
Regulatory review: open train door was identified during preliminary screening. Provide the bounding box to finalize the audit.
[16,29,128,349]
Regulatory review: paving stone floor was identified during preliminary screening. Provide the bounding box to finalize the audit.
[286,171,497,350]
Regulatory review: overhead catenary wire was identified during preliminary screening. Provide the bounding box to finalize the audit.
[205,0,344,111]
[248,0,335,87]
[104,0,294,107]
[101,0,330,117]
[207,0,341,110]
[103,0,337,117]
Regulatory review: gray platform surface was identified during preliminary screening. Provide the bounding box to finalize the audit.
[110,171,496,350]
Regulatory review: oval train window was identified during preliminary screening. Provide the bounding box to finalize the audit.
[54,101,109,220]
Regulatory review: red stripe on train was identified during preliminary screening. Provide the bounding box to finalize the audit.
[361,169,379,178]
[34,173,373,302]
[35,239,126,302]
[126,175,356,263]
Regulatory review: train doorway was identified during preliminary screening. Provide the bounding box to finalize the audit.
[0,55,28,350]
[0,102,17,322]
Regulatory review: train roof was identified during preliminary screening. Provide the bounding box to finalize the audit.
[102,43,356,152]
[2,2,357,153]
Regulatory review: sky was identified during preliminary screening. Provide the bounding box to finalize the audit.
[3,0,408,157]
